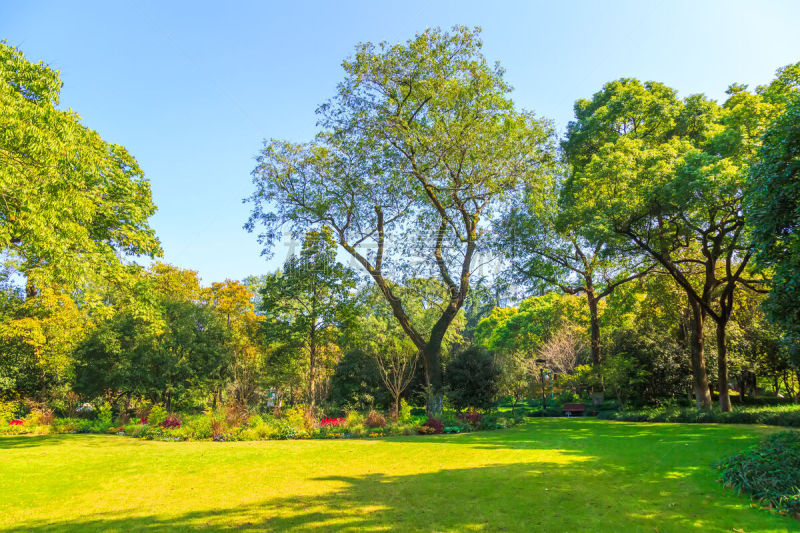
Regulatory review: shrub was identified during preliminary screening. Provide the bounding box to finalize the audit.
[345,410,364,430]
[445,346,500,411]
[148,404,167,426]
[0,400,20,424]
[159,414,181,429]
[605,404,800,427]
[33,408,55,426]
[176,415,213,440]
[210,418,224,438]
[225,401,249,427]
[421,417,444,434]
[464,410,483,428]
[96,402,113,427]
[717,431,800,515]
[398,398,412,423]
[365,410,386,429]
[283,405,311,436]
[52,417,82,433]
[247,414,265,428]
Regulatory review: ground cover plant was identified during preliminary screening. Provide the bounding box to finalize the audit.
[717,430,800,517]
[1,419,797,532]
[600,404,800,428]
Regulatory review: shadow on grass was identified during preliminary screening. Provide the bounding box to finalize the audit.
[3,421,794,532]
[0,434,77,450]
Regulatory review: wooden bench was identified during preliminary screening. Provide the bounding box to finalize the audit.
[562,403,586,417]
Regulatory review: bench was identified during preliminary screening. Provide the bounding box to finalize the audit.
[562,403,586,417]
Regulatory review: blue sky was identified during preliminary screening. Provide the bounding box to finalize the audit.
[3,1,799,284]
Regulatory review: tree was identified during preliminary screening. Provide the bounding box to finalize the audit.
[0,285,89,400]
[560,75,788,410]
[75,300,232,410]
[245,27,553,414]
[329,348,387,411]
[74,266,233,409]
[369,317,418,420]
[258,227,356,409]
[748,90,800,363]
[0,42,160,292]
[475,292,589,357]
[445,346,500,411]
[537,325,586,375]
[497,175,652,364]
[204,280,266,408]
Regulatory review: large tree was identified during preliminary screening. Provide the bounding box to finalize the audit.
[246,27,553,413]
[0,42,161,293]
[560,74,791,410]
[748,81,800,363]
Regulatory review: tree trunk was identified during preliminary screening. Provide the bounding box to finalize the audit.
[586,291,602,365]
[308,334,316,410]
[422,308,457,416]
[25,277,37,300]
[716,319,732,412]
[688,300,712,409]
[393,395,400,422]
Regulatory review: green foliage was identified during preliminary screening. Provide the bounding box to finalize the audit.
[398,398,412,424]
[246,26,555,402]
[0,42,161,289]
[96,402,113,427]
[603,404,800,427]
[445,347,500,411]
[717,431,800,515]
[0,400,20,424]
[258,228,357,407]
[748,92,800,358]
[329,349,387,410]
[148,404,167,427]
[75,291,233,410]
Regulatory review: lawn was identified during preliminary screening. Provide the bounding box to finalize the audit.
[0,419,796,532]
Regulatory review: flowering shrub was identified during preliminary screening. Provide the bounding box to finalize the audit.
[465,410,483,427]
[320,417,345,427]
[420,417,444,434]
[158,414,181,429]
[9,419,24,426]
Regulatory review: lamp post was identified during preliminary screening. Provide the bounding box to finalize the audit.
[535,358,547,414]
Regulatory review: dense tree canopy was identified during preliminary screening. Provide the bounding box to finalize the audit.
[246,26,554,413]
[0,42,160,291]
[748,90,800,363]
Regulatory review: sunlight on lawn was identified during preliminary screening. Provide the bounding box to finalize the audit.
[0,420,796,532]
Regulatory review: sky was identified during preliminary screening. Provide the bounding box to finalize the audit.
[3,1,800,285]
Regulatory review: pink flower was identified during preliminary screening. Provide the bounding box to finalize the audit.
[8,420,24,426]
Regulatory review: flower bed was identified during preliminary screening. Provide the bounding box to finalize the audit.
[2,407,526,442]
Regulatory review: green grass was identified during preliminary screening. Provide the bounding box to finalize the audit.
[0,419,796,532]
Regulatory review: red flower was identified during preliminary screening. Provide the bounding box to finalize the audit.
[8,419,24,426]
[320,417,345,427]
